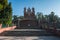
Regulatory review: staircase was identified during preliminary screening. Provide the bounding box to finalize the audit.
[2,29,54,36]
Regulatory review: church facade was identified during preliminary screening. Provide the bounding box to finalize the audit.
[16,7,39,29]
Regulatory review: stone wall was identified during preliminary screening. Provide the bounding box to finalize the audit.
[16,20,39,29]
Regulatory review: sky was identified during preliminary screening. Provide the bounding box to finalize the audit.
[8,0,60,17]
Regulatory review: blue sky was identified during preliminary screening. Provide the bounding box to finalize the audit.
[8,0,60,17]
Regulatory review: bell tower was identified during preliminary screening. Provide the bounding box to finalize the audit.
[24,7,36,20]
[31,7,35,19]
[24,7,27,18]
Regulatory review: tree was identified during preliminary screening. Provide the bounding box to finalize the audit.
[36,12,43,20]
[18,16,24,19]
[5,2,12,26]
[36,12,45,29]
[13,15,18,24]
[0,0,12,27]
[48,12,59,29]
[13,15,18,20]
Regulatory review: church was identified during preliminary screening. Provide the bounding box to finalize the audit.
[16,7,39,29]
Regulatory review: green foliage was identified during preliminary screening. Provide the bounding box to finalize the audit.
[0,4,3,10]
[0,0,12,27]
[36,11,60,28]
[13,15,18,20]
[18,16,24,19]
[13,15,24,20]
[37,12,43,20]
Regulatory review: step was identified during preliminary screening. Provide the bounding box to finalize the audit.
[2,29,55,36]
